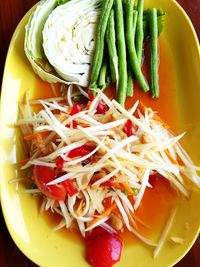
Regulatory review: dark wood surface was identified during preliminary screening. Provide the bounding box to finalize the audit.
[0,1,200,266]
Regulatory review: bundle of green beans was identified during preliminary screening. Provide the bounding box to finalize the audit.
[89,0,165,106]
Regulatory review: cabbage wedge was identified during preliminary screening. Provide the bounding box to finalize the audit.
[24,0,101,86]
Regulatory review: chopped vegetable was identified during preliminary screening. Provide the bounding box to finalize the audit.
[86,228,123,267]
[33,165,67,201]
[25,0,102,86]
[18,88,200,265]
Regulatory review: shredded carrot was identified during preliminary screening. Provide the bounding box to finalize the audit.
[76,199,84,216]
[165,150,178,165]
[130,212,150,229]
[24,130,51,141]
[139,101,169,129]
[19,158,29,167]
[86,203,117,230]
[83,101,92,111]
[120,182,134,196]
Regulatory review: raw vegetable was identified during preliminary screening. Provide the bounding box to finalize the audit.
[106,9,118,83]
[136,0,144,65]
[125,1,149,93]
[25,0,102,86]
[114,0,127,106]
[149,8,159,98]
[25,0,165,104]
[33,165,66,200]
[18,89,200,265]
[19,89,200,239]
[86,228,123,267]
[43,0,101,87]
[89,0,114,89]
[24,0,61,83]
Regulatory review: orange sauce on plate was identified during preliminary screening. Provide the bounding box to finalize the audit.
[33,37,177,245]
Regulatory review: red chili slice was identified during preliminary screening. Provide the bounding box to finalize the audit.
[68,145,94,158]
[56,156,65,171]
[123,119,133,137]
[96,102,109,114]
[62,179,78,197]
[88,90,94,101]
[70,103,80,115]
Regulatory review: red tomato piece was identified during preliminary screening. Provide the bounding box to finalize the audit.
[86,230,123,267]
[70,103,80,115]
[33,165,66,201]
[62,179,78,197]
[149,173,159,186]
[68,145,94,158]
[85,227,106,242]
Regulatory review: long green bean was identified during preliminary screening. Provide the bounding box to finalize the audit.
[126,4,138,97]
[115,0,127,106]
[98,58,107,89]
[127,66,133,97]
[126,1,149,92]
[89,0,114,89]
[106,9,118,83]
[149,8,159,98]
[136,0,144,65]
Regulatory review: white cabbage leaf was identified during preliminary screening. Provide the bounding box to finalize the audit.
[24,0,101,87]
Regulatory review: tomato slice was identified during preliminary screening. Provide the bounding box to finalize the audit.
[33,165,66,201]
[85,227,123,267]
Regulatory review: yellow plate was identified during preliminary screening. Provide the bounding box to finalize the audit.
[1,1,200,266]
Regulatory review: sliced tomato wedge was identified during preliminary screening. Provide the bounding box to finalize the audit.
[85,227,123,267]
[33,165,66,201]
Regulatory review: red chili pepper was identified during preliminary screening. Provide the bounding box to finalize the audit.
[88,90,94,101]
[62,179,78,196]
[124,119,133,137]
[70,103,80,115]
[72,120,77,128]
[96,102,109,114]
[66,120,77,129]
[68,145,94,158]
[56,156,65,171]
[101,178,115,187]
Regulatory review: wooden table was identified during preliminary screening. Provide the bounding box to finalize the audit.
[0,1,200,266]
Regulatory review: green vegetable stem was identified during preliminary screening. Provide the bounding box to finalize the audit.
[115,0,128,106]
[89,0,114,89]
[106,9,118,83]
[136,0,144,65]
[149,8,159,98]
[126,1,149,93]
[98,58,108,89]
